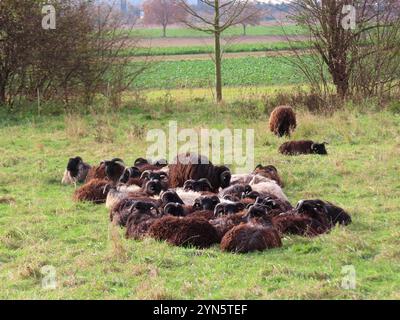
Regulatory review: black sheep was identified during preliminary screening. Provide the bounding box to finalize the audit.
[279,140,328,156]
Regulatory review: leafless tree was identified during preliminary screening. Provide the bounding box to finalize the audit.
[143,0,187,37]
[288,0,400,101]
[178,0,258,102]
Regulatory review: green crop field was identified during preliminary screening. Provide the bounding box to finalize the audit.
[1,100,400,299]
[132,56,308,89]
[121,41,309,57]
[129,24,307,38]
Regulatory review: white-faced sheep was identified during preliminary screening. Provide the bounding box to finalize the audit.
[269,105,297,137]
[279,141,328,156]
[62,156,91,184]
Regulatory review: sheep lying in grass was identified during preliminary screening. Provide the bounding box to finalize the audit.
[220,204,282,253]
[62,156,91,184]
[168,153,231,191]
[269,105,297,137]
[252,164,284,187]
[279,140,328,156]
[148,216,220,248]
[73,179,112,204]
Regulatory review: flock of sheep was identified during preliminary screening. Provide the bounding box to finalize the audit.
[61,106,350,253]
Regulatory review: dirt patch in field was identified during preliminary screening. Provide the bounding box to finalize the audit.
[129,49,310,62]
[133,35,308,48]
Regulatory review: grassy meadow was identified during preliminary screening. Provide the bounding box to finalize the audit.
[131,24,307,38]
[0,96,400,299]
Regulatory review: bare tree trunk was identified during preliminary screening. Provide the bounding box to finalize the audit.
[0,79,6,105]
[242,24,247,36]
[162,24,167,37]
[214,1,222,102]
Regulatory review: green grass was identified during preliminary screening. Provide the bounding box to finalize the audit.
[0,97,400,299]
[133,56,308,89]
[121,41,309,57]
[130,24,307,38]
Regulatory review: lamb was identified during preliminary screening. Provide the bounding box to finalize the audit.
[73,179,112,204]
[61,156,91,184]
[220,204,282,253]
[148,216,220,248]
[269,105,297,137]
[252,164,284,187]
[279,140,328,156]
[168,153,231,191]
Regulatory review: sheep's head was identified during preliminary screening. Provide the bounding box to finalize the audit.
[141,170,169,195]
[134,157,149,167]
[255,196,279,210]
[217,166,231,189]
[311,142,328,155]
[296,199,328,217]
[213,202,245,217]
[126,200,160,224]
[243,204,273,226]
[163,202,185,217]
[104,158,125,182]
[194,195,220,211]
[243,190,261,200]
[161,190,184,205]
[67,156,83,177]
[183,178,213,192]
[119,166,141,184]
[253,164,282,185]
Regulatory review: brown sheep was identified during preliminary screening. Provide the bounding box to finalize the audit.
[220,203,282,253]
[124,201,161,239]
[252,164,284,187]
[269,105,297,137]
[279,141,328,156]
[110,198,159,226]
[210,212,246,239]
[148,216,220,248]
[85,163,107,183]
[221,224,282,253]
[272,212,327,237]
[73,179,111,204]
[168,153,231,191]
